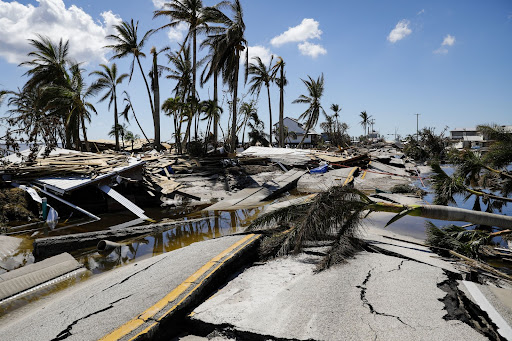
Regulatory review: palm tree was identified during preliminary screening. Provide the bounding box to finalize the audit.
[43,63,97,151]
[359,111,370,138]
[109,123,128,149]
[272,57,286,147]
[105,19,155,142]
[203,0,248,152]
[20,35,69,91]
[330,104,341,133]
[292,74,325,148]
[199,99,223,149]
[162,96,184,152]
[89,63,129,151]
[154,0,212,142]
[124,130,140,151]
[248,56,274,145]
[239,100,257,146]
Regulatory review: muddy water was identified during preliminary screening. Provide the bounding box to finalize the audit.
[74,206,266,274]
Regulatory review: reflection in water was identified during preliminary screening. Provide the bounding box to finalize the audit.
[76,206,265,274]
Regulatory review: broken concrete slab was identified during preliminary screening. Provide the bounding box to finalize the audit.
[297,167,357,193]
[0,253,82,302]
[190,252,487,340]
[205,169,305,211]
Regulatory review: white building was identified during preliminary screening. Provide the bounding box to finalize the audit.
[273,117,321,147]
[450,126,512,150]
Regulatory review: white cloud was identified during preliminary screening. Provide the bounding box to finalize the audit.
[167,22,189,42]
[434,34,456,54]
[387,19,412,43]
[417,9,425,15]
[442,34,456,46]
[433,47,448,55]
[152,0,166,8]
[270,18,322,47]
[0,0,122,65]
[298,42,327,59]
[247,45,274,66]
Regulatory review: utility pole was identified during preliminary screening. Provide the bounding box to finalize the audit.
[415,113,420,142]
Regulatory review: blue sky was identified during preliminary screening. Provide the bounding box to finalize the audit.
[0,0,511,143]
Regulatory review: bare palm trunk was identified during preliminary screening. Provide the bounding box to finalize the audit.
[129,104,150,143]
[231,51,240,152]
[213,71,218,147]
[267,85,272,146]
[297,119,311,149]
[279,65,284,147]
[370,202,512,230]
[152,52,161,150]
[192,30,197,141]
[81,115,90,152]
[114,92,120,151]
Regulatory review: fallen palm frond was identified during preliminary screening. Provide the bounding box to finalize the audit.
[425,221,492,258]
[248,186,371,270]
[247,184,512,270]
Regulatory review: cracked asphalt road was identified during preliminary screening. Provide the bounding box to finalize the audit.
[0,235,250,341]
[190,251,487,341]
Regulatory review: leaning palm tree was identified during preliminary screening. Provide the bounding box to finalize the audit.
[89,63,129,151]
[248,56,274,145]
[249,185,512,270]
[293,74,325,148]
[121,91,150,143]
[199,99,223,149]
[203,0,248,151]
[105,19,155,140]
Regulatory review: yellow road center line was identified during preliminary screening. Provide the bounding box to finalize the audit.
[361,161,371,180]
[343,167,358,186]
[100,234,257,341]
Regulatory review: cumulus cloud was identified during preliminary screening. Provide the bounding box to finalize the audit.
[387,19,412,43]
[270,18,322,47]
[298,42,327,59]
[167,22,188,42]
[0,0,122,65]
[152,0,166,8]
[434,34,456,54]
[441,34,456,46]
[246,45,274,66]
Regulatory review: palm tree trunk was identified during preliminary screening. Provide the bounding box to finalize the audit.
[369,202,512,230]
[81,115,90,152]
[279,65,284,147]
[136,55,155,127]
[152,52,161,150]
[114,92,120,151]
[231,51,240,152]
[213,71,218,147]
[297,118,311,149]
[130,104,150,143]
[192,30,197,141]
[267,84,273,146]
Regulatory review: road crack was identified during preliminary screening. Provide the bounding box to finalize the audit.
[388,260,404,272]
[357,268,413,328]
[101,257,166,293]
[50,294,132,340]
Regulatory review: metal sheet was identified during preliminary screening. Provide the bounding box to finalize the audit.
[98,185,150,221]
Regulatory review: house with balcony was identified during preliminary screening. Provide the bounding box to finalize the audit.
[450,126,512,151]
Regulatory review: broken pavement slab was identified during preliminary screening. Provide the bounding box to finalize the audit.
[190,251,488,341]
[0,234,260,341]
[205,169,306,211]
[297,167,358,193]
